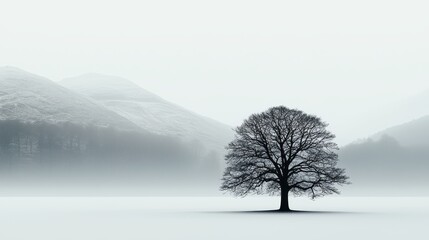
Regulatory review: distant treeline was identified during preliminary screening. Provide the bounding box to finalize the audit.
[339,135,429,195]
[0,120,219,177]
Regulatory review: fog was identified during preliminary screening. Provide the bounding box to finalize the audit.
[339,136,429,196]
[2,0,429,144]
[0,119,224,195]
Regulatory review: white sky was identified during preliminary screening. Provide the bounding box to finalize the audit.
[1,0,429,144]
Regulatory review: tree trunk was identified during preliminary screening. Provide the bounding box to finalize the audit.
[279,188,290,211]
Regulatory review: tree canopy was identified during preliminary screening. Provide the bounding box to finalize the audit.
[221,106,349,211]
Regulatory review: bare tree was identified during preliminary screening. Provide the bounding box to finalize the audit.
[221,106,349,211]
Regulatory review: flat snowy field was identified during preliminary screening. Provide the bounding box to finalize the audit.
[0,197,427,240]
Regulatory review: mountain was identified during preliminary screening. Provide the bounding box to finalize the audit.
[0,67,139,130]
[339,116,429,196]
[0,67,224,194]
[372,115,429,147]
[59,73,234,152]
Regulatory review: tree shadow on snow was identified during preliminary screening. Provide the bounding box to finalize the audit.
[203,209,360,214]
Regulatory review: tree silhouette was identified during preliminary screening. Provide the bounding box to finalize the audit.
[221,106,349,211]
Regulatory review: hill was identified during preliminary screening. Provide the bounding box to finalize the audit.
[0,67,138,130]
[60,73,234,153]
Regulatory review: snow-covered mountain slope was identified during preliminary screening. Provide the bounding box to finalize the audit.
[0,67,139,130]
[371,115,429,147]
[60,73,234,151]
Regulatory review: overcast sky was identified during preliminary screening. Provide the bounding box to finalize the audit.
[1,0,429,144]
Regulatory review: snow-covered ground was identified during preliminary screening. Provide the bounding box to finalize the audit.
[0,197,427,240]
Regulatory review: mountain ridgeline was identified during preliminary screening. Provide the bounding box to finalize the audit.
[59,73,233,152]
[0,67,233,195]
